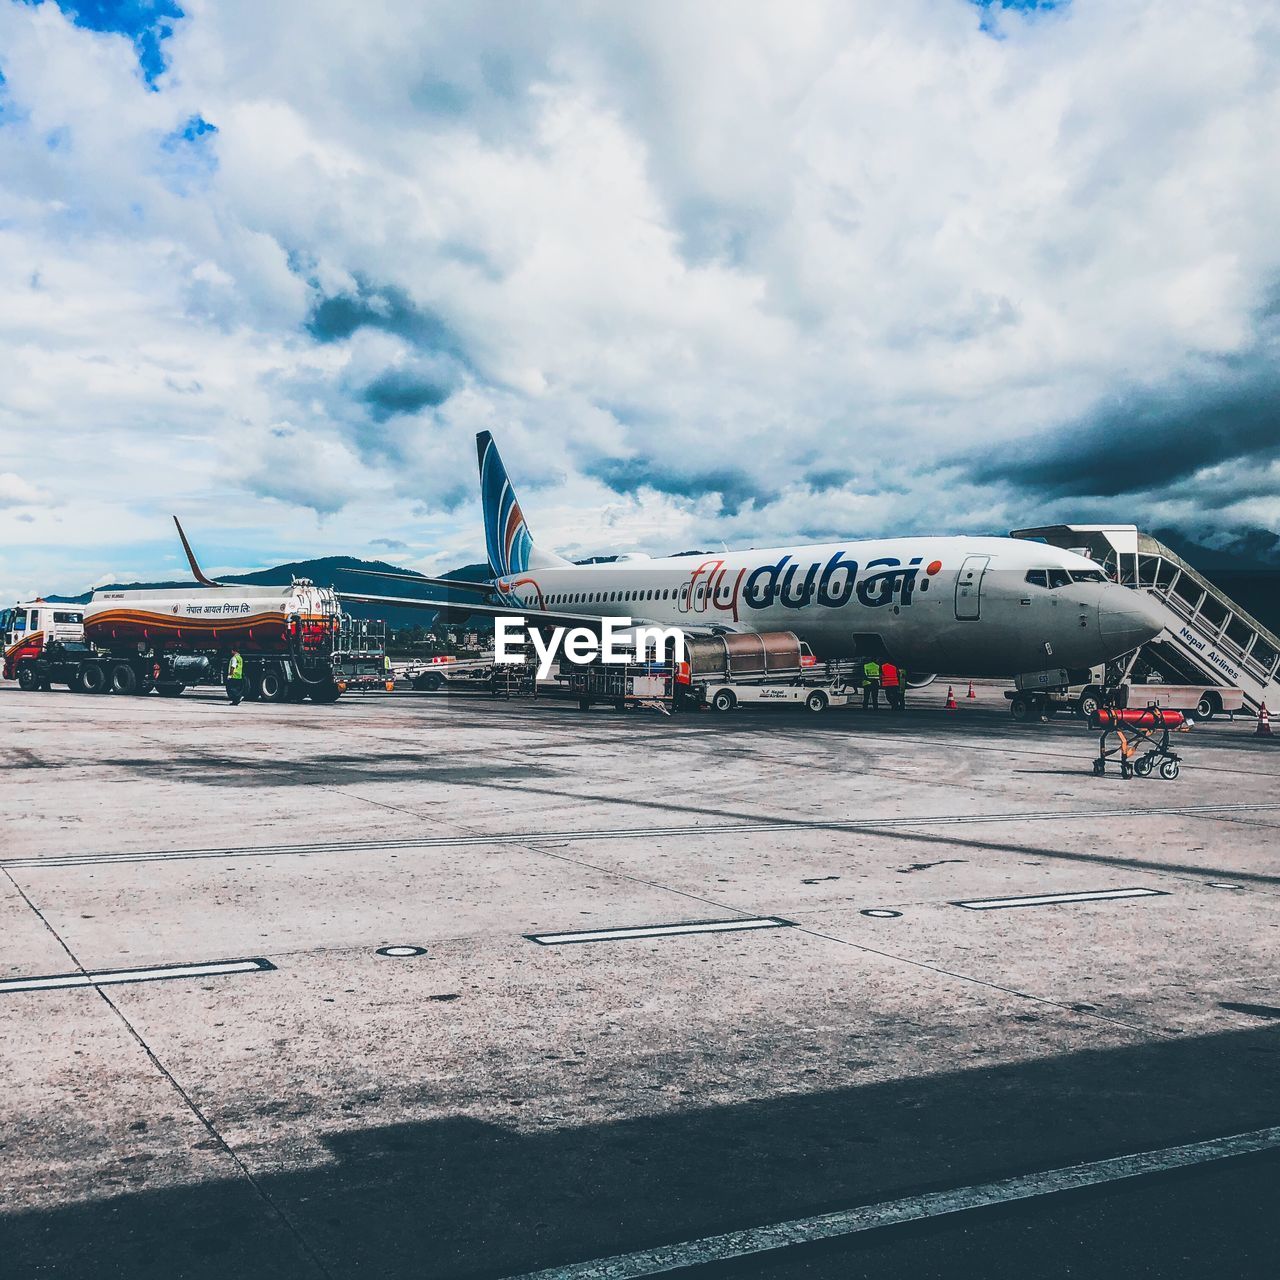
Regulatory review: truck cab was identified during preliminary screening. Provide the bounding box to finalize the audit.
[2,600,86,681]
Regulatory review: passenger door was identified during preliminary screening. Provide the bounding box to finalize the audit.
[954,556,990,621]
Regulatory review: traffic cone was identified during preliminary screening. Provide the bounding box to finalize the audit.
[1257,703,1272,737]
[966,680,977,700]
[945,684,958,710]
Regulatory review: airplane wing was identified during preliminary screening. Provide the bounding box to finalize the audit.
[343,567,496,596]
[338,591,620,629]
[337,590,736,636]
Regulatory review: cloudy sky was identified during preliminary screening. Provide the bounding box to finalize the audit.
[1,0,1278,598]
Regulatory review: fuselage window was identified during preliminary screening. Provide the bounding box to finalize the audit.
[1024,570,1048,588]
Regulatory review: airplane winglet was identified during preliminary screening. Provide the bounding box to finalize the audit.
[173,516,223,587]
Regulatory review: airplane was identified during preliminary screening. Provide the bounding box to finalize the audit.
[341,432,1166,681]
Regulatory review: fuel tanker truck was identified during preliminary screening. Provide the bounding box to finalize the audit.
[4,518,348,702]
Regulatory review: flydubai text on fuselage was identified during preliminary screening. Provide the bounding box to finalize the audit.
[471,433,1166,679]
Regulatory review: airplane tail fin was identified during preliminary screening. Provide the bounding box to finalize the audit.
[476,432,570,578]
[173,516,223,587]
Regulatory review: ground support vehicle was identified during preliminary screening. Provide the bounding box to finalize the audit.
[332,617,392,692]
[676,630,859,714]
[692,675,856,714]
[1089,707,1188,781]
[1005,663,1245,723]
[559,661,675,713]
[402,655,504,692]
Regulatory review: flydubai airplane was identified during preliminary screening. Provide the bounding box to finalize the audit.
[343,432,1165,681]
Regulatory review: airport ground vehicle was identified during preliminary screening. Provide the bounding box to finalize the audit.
[1005,664,1246,723]
[679,631,858,713]
[402,654,506,692]
[560,630,858,713]
[332,617,393,692]
[2,584,344,702]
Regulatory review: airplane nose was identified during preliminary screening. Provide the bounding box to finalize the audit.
[1099,589,1165,648]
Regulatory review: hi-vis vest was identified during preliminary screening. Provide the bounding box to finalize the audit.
[227,653,244,680]
[862,659,881,685]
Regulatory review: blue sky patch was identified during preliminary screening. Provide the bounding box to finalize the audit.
[28,0,185,86]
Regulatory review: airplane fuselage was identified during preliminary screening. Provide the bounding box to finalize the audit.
[492,535,1164,678]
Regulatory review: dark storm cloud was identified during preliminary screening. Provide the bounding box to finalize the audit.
[803,468,850,492]
[586,457,778,517]
[973,359,1280,499]
[361,369,452,419]
[306,282,469,364]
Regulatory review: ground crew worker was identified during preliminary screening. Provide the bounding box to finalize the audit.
[881,659,902,711]
[861,656,881,711]
[226,648,245,705]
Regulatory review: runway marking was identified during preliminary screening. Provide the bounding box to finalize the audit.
[6,801,1280,870]
[508,1124,1280,1279]
[526,917,792,945]
[0,957,274,994]
[953,886,1166,910]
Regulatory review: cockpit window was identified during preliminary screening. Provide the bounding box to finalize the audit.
[1047,568,1072,589]
[1070,570,1106,584]
[1024,570,1048,588]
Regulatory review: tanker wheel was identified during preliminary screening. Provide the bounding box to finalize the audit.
[259,669,288,701]
[309,680,342,704]
[284,683,308,703]
[243,676,261,702]
[110,663,138,696]
[78,665,110,695]
[17,664,39,691]
[413,672,443,692]
[155,683,185,697]
[137,678,155,696]
[712,690,736,713]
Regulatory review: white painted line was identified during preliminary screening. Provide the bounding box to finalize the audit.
[0,957,274,994]
[508,1125,1280,1280]
[954,887,1165,911]
[527,917,793,946]
[5,801,1279,870]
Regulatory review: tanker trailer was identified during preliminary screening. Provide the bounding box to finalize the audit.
[25,579,347,701]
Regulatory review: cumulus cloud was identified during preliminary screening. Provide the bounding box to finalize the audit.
[2,0,1280,601]
[0,471,49,507]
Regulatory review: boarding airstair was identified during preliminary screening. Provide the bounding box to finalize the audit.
[1012,525,1280,714]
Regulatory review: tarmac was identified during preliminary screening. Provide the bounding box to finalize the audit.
[1,679,1278,1279]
